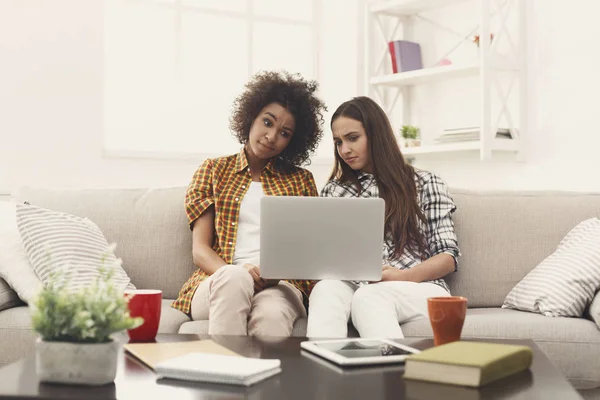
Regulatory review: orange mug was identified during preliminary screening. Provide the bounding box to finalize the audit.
[427,296,468,346]
[124,289,162,342]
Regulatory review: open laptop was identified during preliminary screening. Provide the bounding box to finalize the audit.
[259,196,385,281]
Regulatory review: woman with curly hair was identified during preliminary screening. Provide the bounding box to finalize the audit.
[171,71,326,337]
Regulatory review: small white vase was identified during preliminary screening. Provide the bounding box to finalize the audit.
[35,338,120,385]
[403,138,421,148]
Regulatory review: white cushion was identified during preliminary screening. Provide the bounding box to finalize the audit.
[16,203,135,293]
[502,218,600,317]
[0,202,42,303]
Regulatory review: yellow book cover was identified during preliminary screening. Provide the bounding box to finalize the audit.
[124,340,240,370]
[403,341,533,387]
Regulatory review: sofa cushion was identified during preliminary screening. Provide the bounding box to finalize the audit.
[0,278,24,312]
[447,189,600,307]
[16,203,135,293]
[589,292,600,330]
[502,218,600,317]
[401,308,600,389]
[12,186,195,300]
[0,202,42,303]
[178,320,209,335]
[158,299,190,334]
[0,306,37,367]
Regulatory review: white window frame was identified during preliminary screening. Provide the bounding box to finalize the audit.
[102,0,321,161]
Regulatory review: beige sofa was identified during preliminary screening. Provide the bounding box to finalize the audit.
[1,186,599,398]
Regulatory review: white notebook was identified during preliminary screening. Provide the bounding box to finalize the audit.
[154,352,281,386]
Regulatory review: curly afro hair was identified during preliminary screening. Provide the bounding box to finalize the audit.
[229,71,327,169]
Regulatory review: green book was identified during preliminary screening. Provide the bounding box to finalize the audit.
[403,341,533,387]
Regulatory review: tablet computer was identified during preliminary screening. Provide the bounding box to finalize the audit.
[300,339,420,366]
[300,349,406,376]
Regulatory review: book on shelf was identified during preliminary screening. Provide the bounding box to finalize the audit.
[155,352,282,386]
[388,40,423,73]
[435,127,513,143]
[403,341,533,388]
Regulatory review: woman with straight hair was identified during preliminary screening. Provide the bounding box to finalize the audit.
[307,96,460,338]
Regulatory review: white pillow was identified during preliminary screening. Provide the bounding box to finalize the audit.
[503,218,600,317]
[0,202,43,303]
[16,203,135,293]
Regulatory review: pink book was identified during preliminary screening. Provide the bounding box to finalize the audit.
[388,41,398,73]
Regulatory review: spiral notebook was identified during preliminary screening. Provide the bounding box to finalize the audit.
[155,352,282,386]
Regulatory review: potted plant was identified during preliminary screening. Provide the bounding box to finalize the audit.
[31,264,143,385]
[401,125,421,147]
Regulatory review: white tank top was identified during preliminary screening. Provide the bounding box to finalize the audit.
[232,181,264,266]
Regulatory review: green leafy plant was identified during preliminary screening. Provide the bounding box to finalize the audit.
[31,258,143,343]
[401,125,421,140]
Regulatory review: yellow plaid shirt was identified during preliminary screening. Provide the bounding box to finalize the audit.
[171,149,319,315]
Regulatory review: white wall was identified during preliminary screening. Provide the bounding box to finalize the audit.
[0,0,360,194]
[0,0,199,193]
[3,0,600,194]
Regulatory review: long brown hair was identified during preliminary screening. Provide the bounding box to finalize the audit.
[329,96,427,259]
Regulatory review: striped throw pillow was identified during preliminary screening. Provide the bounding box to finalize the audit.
[502,218,600,317]
[16,204,135,293]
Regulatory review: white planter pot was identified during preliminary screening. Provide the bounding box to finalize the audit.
[403,138,421,148]
[35,338,120,385]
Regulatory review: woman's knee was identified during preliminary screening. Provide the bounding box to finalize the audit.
[248,305,293,337]
[212,265,253,288]
[309,280,348,301]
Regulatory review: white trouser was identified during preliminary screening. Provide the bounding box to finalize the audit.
[307,279,449,339]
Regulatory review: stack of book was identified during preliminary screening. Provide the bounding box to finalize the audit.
[388,40,423,73]
[124,339,282,386]
[435,127,513,144]
[155,353,281,386]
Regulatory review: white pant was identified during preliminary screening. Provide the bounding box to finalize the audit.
[307,280,449,338]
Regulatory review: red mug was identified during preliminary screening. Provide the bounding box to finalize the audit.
[427,296,468,346]
[125,289,162,342]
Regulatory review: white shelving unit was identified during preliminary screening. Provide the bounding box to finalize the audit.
[364,0,527,161]
[370,0,472,16]
[370,64,479,86]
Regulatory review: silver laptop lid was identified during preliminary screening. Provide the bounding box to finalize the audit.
[260,196,385,281]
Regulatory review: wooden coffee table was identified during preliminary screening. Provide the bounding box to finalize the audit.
[0,334,583,400]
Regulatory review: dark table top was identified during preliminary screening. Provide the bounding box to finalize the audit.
[0,334,583,400]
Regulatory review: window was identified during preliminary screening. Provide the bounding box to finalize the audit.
[104,0,317,158]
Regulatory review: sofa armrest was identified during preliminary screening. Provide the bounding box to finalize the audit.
[0,278,25,312]
[588,291,600,329]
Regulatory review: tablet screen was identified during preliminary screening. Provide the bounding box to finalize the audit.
[314,340,414,358]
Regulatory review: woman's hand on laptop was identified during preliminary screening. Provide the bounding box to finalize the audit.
[243,264,267,292]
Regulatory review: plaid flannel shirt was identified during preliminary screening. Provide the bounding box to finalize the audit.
[321,169,460,293]
[171,149,318,315]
